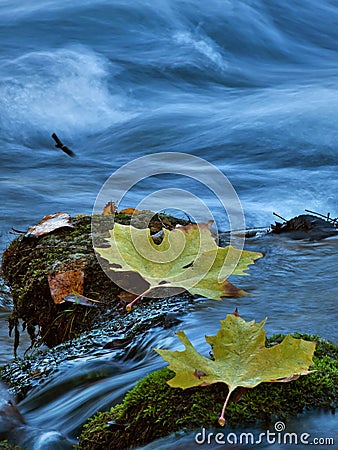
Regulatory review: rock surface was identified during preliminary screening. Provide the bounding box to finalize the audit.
[1,212,188,349]
[270,214,338,240]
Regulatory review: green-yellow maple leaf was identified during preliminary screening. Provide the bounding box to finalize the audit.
[95,222,263,310]
[155,313,316,426]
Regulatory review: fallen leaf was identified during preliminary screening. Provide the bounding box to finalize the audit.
[95,222,263,310]
[48,269,84,304]
[155,314,316,426]
[103,201,117,216]
[119,208,142,215]
[25,212,73,237]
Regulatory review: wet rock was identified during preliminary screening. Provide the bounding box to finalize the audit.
[0,381,24,438]
[8,427,73,450]
[220,214,338,243]
[270,214,338,240]
[2,215,115,349]
[1,212,188,350]
[0,383,72,450]
[163,312,182,329]
[103,337,132,350]
[0,292,195,400]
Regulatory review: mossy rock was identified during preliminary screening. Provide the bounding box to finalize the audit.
[79,334,338,450]
[1,212,188,349]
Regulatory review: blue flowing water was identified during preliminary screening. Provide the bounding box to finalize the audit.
[0,1,338,448]
[1,0,338,238]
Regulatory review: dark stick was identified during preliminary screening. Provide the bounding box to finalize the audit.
[11,227,25,234]
[273,212,287,222]
[304,209,336,223]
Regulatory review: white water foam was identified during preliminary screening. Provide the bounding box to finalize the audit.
[0,45,134,142]
[173,31,228,72]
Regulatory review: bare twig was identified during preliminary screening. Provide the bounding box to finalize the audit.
[304,209,338,226]
[273,212,287,222]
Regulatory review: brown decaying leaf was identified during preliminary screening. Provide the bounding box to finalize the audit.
[103,201,117,216]
[29,369,44,378]
[25,212,73,237]
[119,208,142,215]
[48,270,84,304]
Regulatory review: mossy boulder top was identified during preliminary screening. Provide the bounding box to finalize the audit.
[1,212,188,348]
[79,334,338,450]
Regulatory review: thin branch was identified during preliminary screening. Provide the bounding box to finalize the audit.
[273,212,287,222]
[304,209,338,225]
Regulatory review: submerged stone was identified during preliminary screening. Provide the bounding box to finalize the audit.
[0,381,24,438]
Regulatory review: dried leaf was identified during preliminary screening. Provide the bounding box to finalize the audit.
[25,212,73,237]
[119,208,142,215]
[103,201,117,216]
[48,269,84,304]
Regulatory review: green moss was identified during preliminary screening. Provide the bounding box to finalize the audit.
[2,216,108,349]
[79,334,338,450]
[1,213,189,350]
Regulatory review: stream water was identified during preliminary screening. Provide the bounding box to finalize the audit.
[1,0,338,448]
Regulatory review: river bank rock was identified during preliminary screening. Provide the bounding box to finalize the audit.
[270,214,338,240]
[1,212,188,349]
[78,334,338,450]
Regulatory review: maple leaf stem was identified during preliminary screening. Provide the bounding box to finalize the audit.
[126,286,154,311]
[218,389,232,426]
